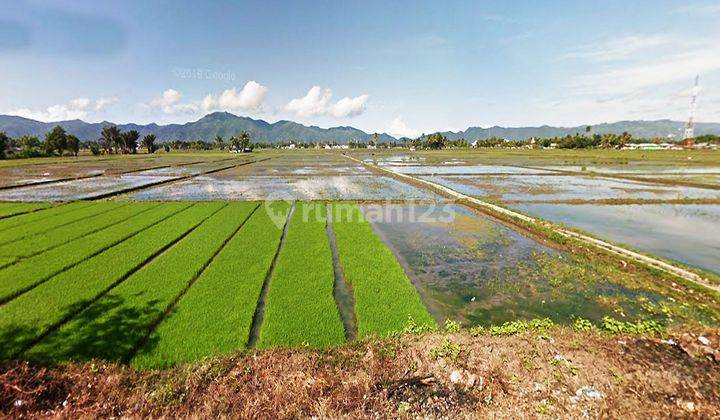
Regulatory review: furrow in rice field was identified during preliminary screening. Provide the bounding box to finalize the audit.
[26,203,258,363]
[132,202,290,369]
[257,202,345,348]
[0,202,93,232]
[0,202,184,303]
[0,203,221,360]
[0,201,127,247]
[0,202,156,258]
[0,202,52,219]
[329,203,435,336]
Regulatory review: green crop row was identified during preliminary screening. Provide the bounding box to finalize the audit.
[257,203,345,348]
[0,202,155,258]
[0,201,92,232]
[26,203,258,363]
[0,202,179,303]
[0,202,52,219]
[0,257,16,268]
[329,204,435,336]
[0,202,127,246]
[0,202,118,245]
[0,203,221,360]
[132,202,290,369]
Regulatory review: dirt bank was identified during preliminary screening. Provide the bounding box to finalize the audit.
[2,328,718,418]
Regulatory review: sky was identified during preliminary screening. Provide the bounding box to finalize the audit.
[1,0,719,137]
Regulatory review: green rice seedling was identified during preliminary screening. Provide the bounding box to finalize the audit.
[0,203,156,258]
[0,257,16,268]
[0,201,93,232]
[257,203,345,348]
[329,203,435,336]
[132,202,290,369]
[0,203,220,360]
[0,202,52,219]
[0,202,127,246]
[26,203,257,363]
[0,202,187,303]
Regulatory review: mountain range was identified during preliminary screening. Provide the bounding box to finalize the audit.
[1,112,719,143]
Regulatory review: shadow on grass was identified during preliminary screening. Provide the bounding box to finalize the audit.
[0,293,161,364]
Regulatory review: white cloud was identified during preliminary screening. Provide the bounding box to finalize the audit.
[149,89,198,114]
[554,31,720,124]
[95,96,119,111]
[329,94,369,118]
[389,116,422,138]
[569,47,720,97]
[7,97,94,121]
[563,34,672,62]
[201,81,268,113]
[284,86,369,119]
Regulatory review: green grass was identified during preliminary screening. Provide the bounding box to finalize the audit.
[0,203,154,258]
[0,202,178,302]
[330,203,435,336]
[25,203,257,363]
[0,201,93,232]
[132,202,290,369]
[0,202,127,246]
[0,202,52,219]
[257,203,345,348]
[0,203,221,360]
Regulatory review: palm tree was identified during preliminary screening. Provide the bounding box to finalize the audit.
[239,131,250,151]
[101,125,121,154]
[120,130,140,154]
[142,134,157,154]
[229,136,241,151]
[214,135,225,150]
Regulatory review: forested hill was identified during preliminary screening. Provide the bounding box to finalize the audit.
[2,112,719,143]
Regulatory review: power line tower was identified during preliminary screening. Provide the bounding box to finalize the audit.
[683,75,699,140]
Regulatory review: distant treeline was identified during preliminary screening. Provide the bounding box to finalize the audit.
[3,124,720,159]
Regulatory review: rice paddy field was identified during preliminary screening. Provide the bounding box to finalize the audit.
[1,148,719,369]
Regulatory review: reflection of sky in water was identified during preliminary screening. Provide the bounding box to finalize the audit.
[423,175,720,201]
[537,165,720,174]
[0,175,176,201]
[512,203,720,275]
[393,165,552,175]
[362,204,685,327]
[132,175,442,201]
[0,177,58,188]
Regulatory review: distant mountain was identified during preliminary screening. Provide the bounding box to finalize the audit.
[1,113,719,143]
[436,120,720,141]
[0,112,395,144]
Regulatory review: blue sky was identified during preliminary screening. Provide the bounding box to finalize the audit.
[1,0,719,136]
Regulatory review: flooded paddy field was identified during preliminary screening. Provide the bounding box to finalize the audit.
[130,174,442,201]
[512,203,720,275]
[363,204,719,327]
[0,175,178,201]
[420,174,720,202]
[531,164,720,175]
[0,155,251,201]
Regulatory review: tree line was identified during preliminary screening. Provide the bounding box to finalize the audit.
[0,125,259,159]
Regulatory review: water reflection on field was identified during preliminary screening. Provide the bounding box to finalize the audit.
[363,204,718,327]
[132,175,442,201]
[511,203,720,275]
[0,175,177,201]
[422,175,720,202]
